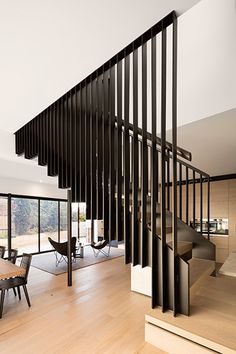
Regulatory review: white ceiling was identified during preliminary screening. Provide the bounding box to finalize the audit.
[0,0,200,133]
[0,0,201,185]
[2,0,235,185]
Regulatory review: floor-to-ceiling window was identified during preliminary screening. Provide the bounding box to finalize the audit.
[11,197,39,255]
[0,196,8,249]
[40,199,59,252]
[0,193,67,256]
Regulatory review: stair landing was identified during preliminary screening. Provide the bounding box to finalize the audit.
[145,274,236,354]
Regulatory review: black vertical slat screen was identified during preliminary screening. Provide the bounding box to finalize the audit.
[91,78,97,226]
[47,105,54,176]
[72,87,77,202]
[141,38,148,268]
[124,53,130,263]
[207,177,210,240]
[186,167,189,224]
[166,153,170,211]
[96,75,103,220]
[14,11,206,316]
[75,86,81,202]
[116,60,123,242]
[58,98,64,188]
[193,170,196,228]
[132,48,139,266]
[85,81,91,219]
[103,70,109,240]
[179,163,182,220]
[70,90,76,202]
[172,14,178,316]
[200,174,203,234]
[63,96,68,188]
[160,25,167,312]
[109,65,115,241]
[80,86,85,201]
[67,93,71,188]
[52,104,56,175]
[151,33,158,308]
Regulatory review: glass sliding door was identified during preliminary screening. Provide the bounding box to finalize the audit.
[11,197,39,255]
[0,196,8,250]
[40,200,59,251]
[0,194,67,256]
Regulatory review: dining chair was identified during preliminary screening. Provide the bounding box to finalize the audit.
[9,249,18,297]
[0,253,32,319]
[0,246,6,259]
[9,249,18,264]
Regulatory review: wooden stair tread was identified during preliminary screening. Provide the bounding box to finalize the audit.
[189,258,215,287]
[156,225,172,235]
[167,241,192,256]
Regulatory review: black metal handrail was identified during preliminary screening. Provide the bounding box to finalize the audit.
[117,119,192,161]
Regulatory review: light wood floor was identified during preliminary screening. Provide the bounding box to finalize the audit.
[0,257,164,354]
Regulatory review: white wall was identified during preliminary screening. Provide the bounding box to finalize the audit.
[0,175,66,199]
[135,0,236,133]
[176,0,236,127]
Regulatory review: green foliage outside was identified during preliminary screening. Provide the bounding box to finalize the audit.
[11,198,67,236]
[40,200,58,233]
[12,198,38,235]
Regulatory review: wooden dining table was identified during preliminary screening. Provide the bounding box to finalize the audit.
[0,258,25,280]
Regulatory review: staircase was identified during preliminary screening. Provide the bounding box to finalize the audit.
[14,10,216,317]
[131,193,215,316]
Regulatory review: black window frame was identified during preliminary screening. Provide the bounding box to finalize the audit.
[0,193,67,257]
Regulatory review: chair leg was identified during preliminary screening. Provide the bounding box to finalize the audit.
[13,287,17,296]
[17,286,21,300]
[22,285,31,308]
[0,290,5,319]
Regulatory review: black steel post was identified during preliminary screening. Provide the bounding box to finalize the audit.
[7,194,12,259]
